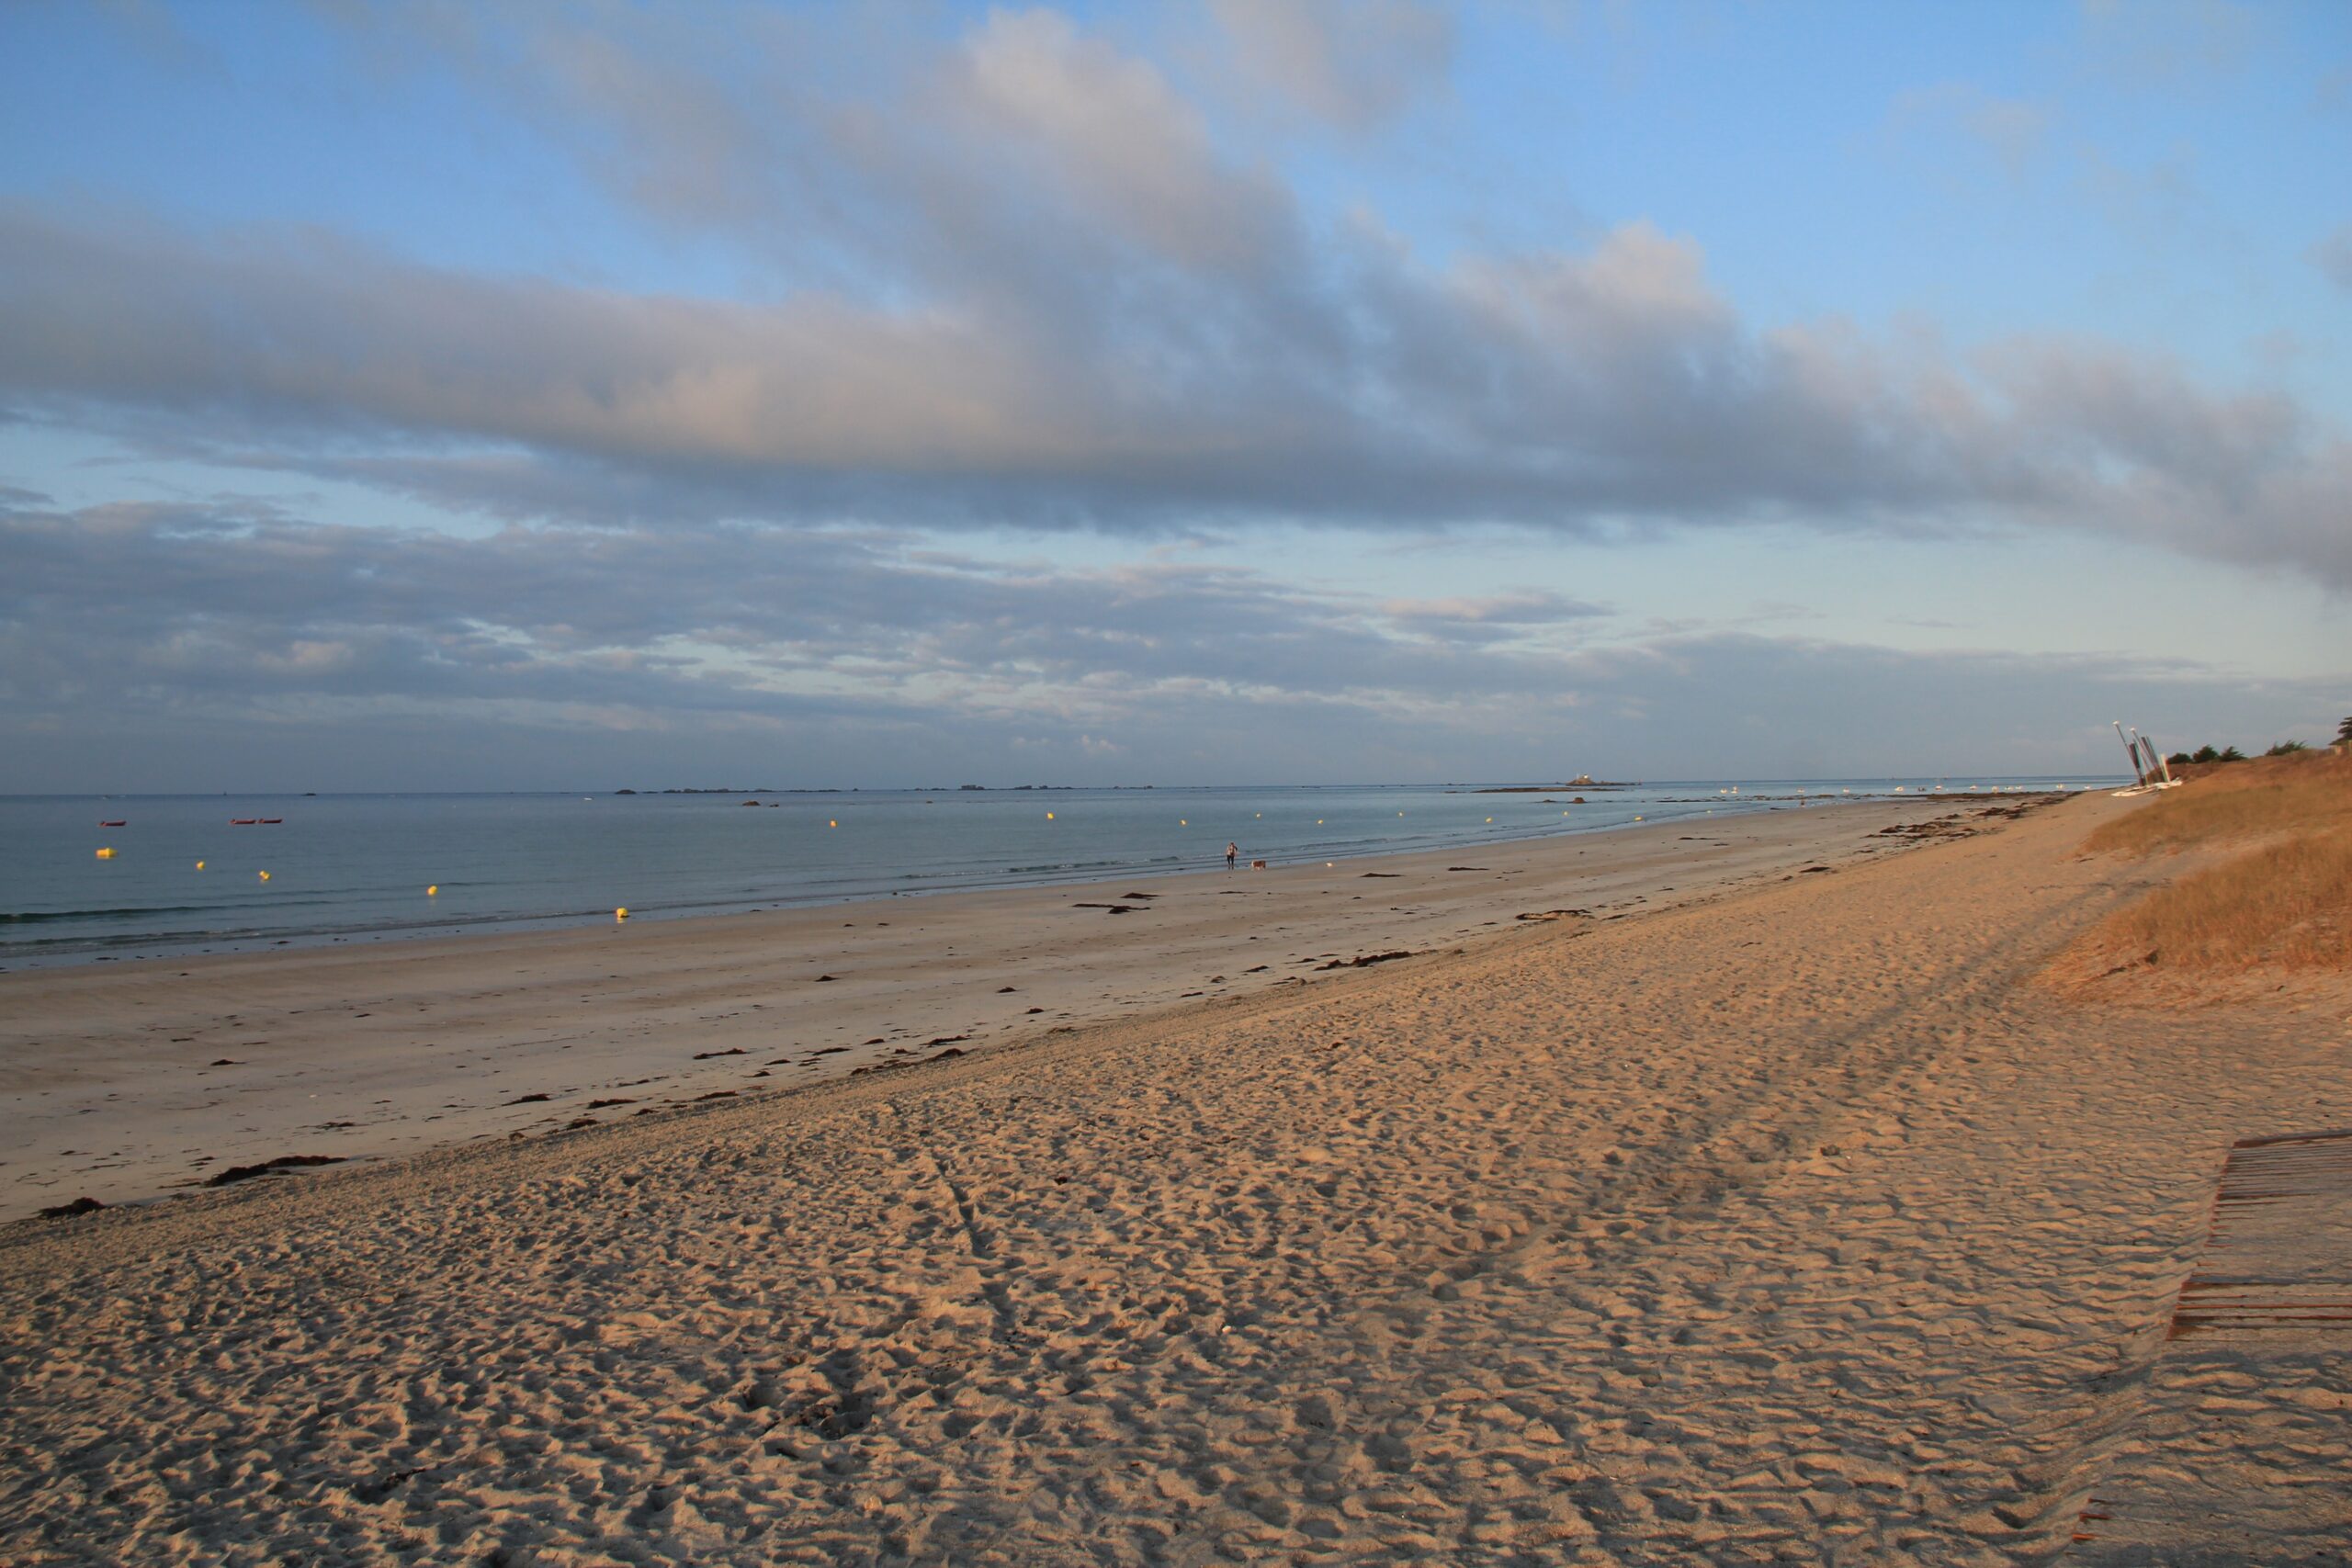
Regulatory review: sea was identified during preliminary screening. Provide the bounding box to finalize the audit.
[1,777,2119,969]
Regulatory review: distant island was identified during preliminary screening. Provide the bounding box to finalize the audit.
[613,787,783,795]
[1472,774,1633,793]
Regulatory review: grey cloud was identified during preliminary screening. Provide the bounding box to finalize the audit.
[1207,0,1453,130]
[6,493,2342,794]
[2081,0,2258,88]
[1382,591,1606,626]
[1379,591,1610,646]
[1890,83,2051,177]
[0,496,1607,744]
[7,206,2344,585]
[2313,225,2352,292]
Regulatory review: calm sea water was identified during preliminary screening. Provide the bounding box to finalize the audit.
[1,778,2114,968]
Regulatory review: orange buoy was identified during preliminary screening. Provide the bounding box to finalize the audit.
[95,847,115,859]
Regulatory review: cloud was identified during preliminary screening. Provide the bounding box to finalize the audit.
[4,491,2340,791]
[2312,224,2352,293]
[1892,83,2051,177]
[1,6,2345,593]
[1207,0,1453,130]
[955,8,1293,267]
[2080,0,2258,88]
[1380,592,1609,644]
[6,202,2345,586]
[0,493,1593,731]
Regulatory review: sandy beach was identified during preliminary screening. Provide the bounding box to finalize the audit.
[4,790,2346,1564]
[5,795,1978,1222]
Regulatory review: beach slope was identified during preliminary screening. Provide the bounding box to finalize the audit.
[4,793,2346,1564]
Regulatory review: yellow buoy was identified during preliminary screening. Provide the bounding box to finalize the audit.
[258,870,271,881]
[95,847,115,859]
[426,885,438,897]
[1180,818,1187,826]
[1486,817,1493,823]
[1633,816,1642,822]
[615,907,628,919]
[195,860,206,870]
[1046,811,1055,819]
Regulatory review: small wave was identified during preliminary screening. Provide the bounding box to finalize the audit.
[0,904,223,925]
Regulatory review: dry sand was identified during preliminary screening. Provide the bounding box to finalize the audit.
[4,791,2347,1564]
[5,797,1968,1221]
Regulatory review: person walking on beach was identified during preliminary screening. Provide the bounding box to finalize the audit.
[1226,841,1238,871]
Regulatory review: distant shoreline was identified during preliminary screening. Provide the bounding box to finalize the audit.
[3,774,2110,800]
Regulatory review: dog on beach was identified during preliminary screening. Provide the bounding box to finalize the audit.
[1250,859,1268,870]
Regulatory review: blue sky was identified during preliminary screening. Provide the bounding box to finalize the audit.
[1,0,2345,790]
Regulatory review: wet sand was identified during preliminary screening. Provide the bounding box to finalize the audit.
[4,789,2346,1564]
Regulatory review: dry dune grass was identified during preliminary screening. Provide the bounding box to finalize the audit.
[2084,746,2352,855]
[2098,824,2352,970]
[2064,749,2352,982]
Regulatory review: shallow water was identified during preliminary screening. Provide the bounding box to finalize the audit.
[1,777,2111,967]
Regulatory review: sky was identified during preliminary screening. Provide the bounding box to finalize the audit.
[0,0,2346,791]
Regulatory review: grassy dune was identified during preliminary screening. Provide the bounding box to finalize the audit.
[2075,749,2352,975]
